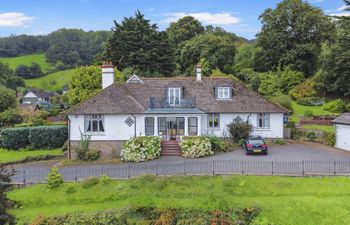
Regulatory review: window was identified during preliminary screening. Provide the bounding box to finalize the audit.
[217,87,230,99]
[168,87,181,106]
[257,113,270,128]
[188,117,198,135]
[177,117,185,135]
[85,115,104,133]
[158,117,167,135]
[145,117,154,136]
[208,113,220,128]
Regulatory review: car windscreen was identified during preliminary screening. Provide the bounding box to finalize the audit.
[247,139,264,145]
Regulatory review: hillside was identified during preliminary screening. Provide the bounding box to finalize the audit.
[25,69,75,91]
[0,53,52,72]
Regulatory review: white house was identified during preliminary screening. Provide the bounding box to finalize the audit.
[332,113,350,151]
[66,62,287,158]
[22,90,53,104]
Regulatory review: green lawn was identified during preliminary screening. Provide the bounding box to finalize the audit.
[0,53,52,72]
[8,175,350,225]
[290,101,339,122]
[25,69,75,91]
[0,148,62,164]
[302,124,335,133]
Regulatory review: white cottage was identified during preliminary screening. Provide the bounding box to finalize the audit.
[66,62,287,158]
[332,113,350,151]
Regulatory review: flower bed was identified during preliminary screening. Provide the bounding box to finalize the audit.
[121,136,161,162]
[179,136,213,158]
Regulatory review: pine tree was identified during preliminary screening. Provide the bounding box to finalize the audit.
[0,165,15,225]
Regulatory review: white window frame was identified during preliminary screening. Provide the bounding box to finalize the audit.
[217,87,230,99]
[168,87,181,106]
[257,113,270,129]
[85,115,105,134]
[208,113,220,128]
[145,117,155,136]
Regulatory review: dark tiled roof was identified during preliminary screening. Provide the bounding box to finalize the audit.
[66,77,288,115]
[332,113,350,125]
[29,90,53,98]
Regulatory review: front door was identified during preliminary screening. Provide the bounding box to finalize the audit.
[167,118,177,140]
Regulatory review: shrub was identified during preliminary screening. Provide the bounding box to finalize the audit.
[296,97,324,106]
[306,131,317,140]
[75,132,91,160]
[324,131,335,146]
[323,99,347,113]
[47,168,64,189]
[84,149,101,161]
[270,94,292,111]
[121,136,161,162]
[30,116,45,126]
[227,117,252,143]
[286,121,296,128]
[0,127,29,149]
[0,108,23,127]
[81,177,99,188]
[289,80,316,100]
[179,136,213,158]
[206,136,229,152]
[28,126,68,149]
[100,175,111,185]
[304,110,314,118]
[65,185,77,194]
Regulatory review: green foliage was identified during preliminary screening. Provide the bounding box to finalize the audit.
[121,136,161,162]
[15,62,44,79]
[25,69,75,91]
[296,97,324,106]
[179,136,213,158]
[0,85,17,112]
[84,149,101,161]
[107,11,174,76]
[278,67,304,93]
[0,108,22,127]
[255,0,335,76]
[232,44,257,73]
[0,54,51,72]
[28,126,68,149]
[258,72,281,96]
[227,117,253,143]
[289,80,316,100]
[81,177,99,188]
[0,126,67,150]
[304,110,314,118]
[323,99,347,113]
[0,165,15,225]
[0,127,30,149]
[100,175,111,185]
[47,168,64,189]
[324,131,336,146]
[206,136,230,152]
[0,149,63,164]
[68,66,101,105]
[74,133,100,161]
[270,94,292,111]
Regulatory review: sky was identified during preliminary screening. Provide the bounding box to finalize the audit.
[0,0,348,39]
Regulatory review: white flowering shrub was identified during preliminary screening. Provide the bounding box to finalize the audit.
[179,136,213,158]
[121,136,161,162]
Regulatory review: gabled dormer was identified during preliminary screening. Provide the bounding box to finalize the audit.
[126,74,143,84]
[214,85,233,100]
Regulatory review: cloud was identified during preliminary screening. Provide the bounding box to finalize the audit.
[164,12,241,25]
[0,12,33,27]
[307,0,324,3]
[326,4,350,17]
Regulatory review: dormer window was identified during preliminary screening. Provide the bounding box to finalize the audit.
[217,87,230,99]
[168,87,181,106]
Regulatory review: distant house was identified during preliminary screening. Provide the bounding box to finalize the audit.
[22,90,53,104]
[332,113,350,151]
[66,62,288,158]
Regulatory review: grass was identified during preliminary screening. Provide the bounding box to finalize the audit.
[290,101,339,122]
[0,148,62,164]
[8,175,350,225]
[0,54,52,72]
[25,69,75,91]
[302,124,335,133]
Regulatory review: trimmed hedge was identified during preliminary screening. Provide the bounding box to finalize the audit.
[0,126,67,150]
[179,136,213,158]
[121,136,161,162]
[0,127,29,149]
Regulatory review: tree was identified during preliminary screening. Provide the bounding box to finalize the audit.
[320,6,350,96]
[231,44,257,73]
[0,108,22,127]
[254,0,335,76]
[106,11,174,76]
[0,165,15,225]
[166,16,205,47]
[258,72,281,96]
[0,86,17,112]
[178,32,236,74]
[278,67,304,93]
[227,117,252,143]
[0,62,24,90]
[68,66,101,105]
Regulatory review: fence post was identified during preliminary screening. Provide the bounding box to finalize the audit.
[128,165,131,178]
[212,160,215,175]
[241,160,244,174]
[184,161,187,175]
[22,170,25,184]
[101,165,104,176]
[156,164,158,176]
[75,168,77,181]
[271,161,274,175]
[302,160,305,176]
[334,160,336,175]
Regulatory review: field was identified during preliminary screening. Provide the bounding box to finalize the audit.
[8,175,350,225]
[0,148,62,164]
[25,69,75,91]
[290,101,339,122]
[302,124,335,133]
[0,53,52,72]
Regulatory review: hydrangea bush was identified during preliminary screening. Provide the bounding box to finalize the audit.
[121,136,161,162]
[179,136,213,158]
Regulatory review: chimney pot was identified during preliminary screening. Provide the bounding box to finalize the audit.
[102,61,114,89]
[195,63,202,81]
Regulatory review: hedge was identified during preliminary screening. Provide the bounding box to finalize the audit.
[121,136,161,162]
[0,126,67,150]
[179,136,213,158]
[0,127,30,149]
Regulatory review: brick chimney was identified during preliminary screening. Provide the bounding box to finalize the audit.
[101,61,114,89]
[195,63,202,81]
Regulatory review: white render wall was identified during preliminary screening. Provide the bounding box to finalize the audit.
[69,113,284,141]
[335,124,350,151]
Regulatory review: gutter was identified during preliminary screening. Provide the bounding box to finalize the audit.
[131,114,137,138]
